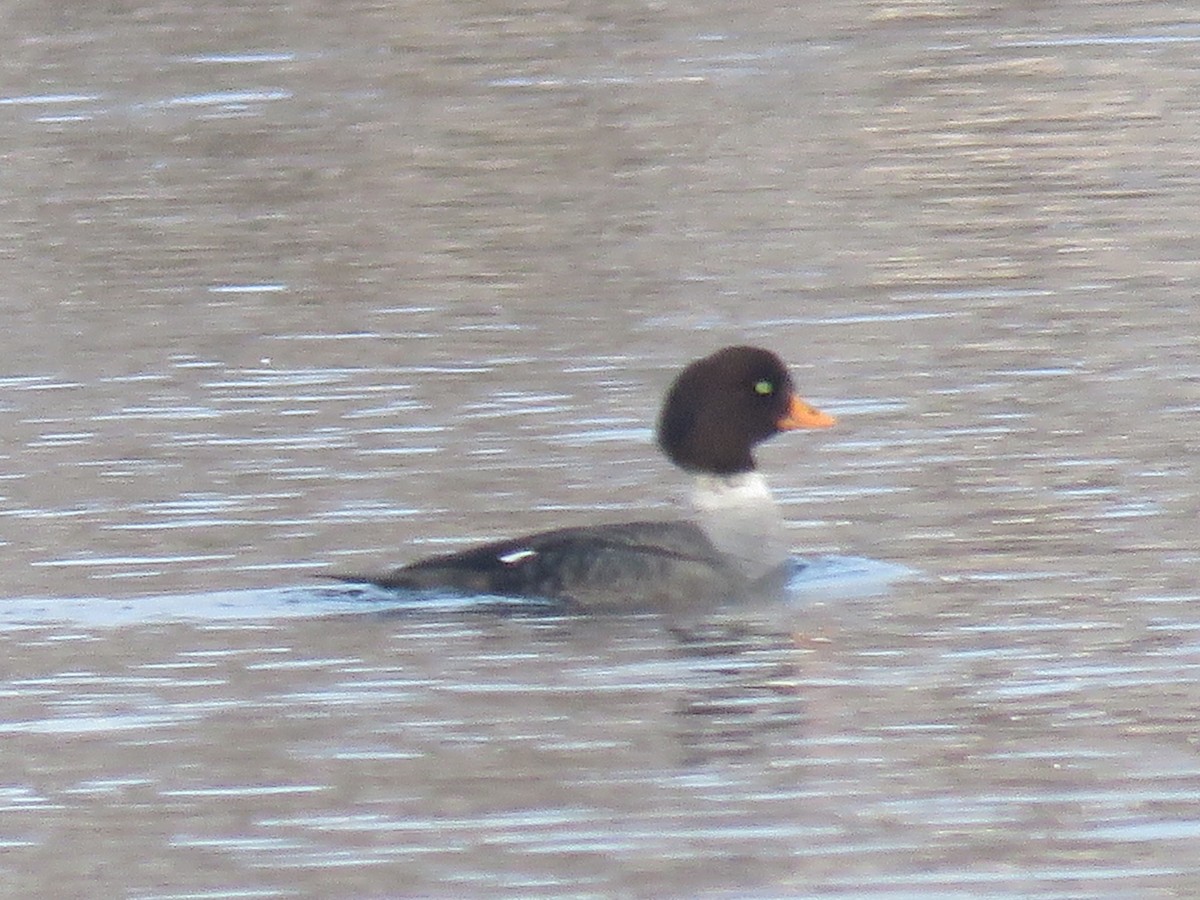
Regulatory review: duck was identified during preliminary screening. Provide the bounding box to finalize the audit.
[343,346,836,612]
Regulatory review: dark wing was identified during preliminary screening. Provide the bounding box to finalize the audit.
[364,520,745,612]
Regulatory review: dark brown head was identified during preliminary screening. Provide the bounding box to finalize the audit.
[655,346,835,475]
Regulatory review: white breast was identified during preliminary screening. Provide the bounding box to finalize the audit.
[689,472,791,582]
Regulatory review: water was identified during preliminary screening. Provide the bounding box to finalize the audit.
[2,1,1200,896]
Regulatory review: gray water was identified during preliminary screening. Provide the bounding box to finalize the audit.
[2,1,1200,896]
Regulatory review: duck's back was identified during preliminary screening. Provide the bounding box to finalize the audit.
[371,520,749,612]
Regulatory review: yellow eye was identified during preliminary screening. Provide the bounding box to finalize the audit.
[754,380,774,396]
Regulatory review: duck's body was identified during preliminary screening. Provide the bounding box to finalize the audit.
[347,346,835,612]
[373,519,739,612]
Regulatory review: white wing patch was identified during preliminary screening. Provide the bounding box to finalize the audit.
[498,548,537,566]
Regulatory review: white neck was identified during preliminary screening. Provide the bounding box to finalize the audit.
[689,471,774,511]
[688,472,791,581]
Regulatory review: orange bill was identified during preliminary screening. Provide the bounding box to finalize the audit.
[777,393,836,430]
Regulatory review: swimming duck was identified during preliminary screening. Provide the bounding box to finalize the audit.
[348,346,835,611]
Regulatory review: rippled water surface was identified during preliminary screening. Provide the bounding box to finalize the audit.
[3,1,1200,896]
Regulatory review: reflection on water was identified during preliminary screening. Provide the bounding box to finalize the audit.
[3,0,1200,896]
[3,591,1198,896]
